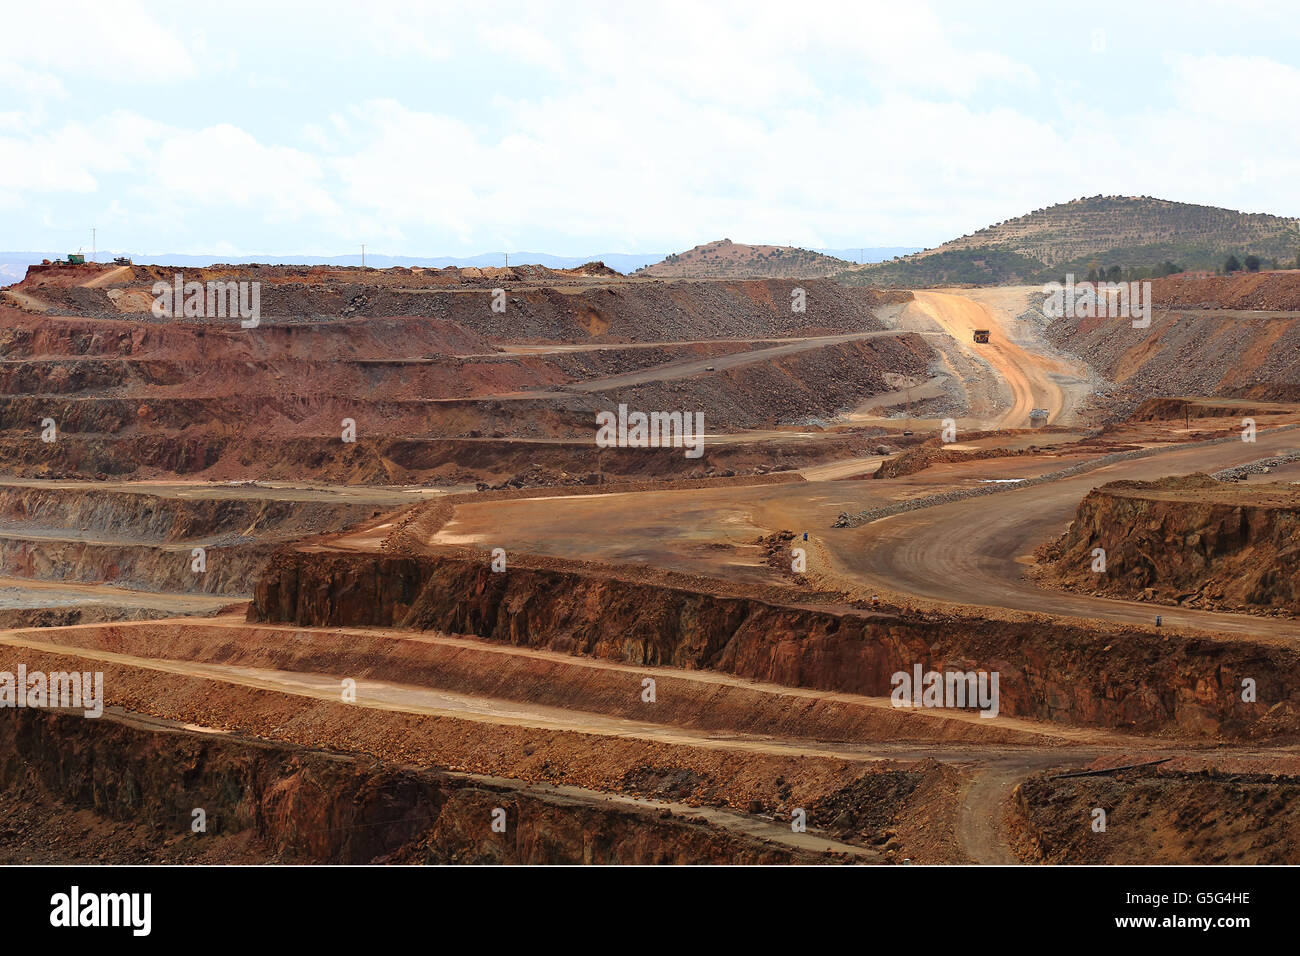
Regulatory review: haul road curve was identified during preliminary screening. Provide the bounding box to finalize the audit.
[833,290,1300,640]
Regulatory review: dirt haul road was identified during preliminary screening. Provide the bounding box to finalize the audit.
[442,329,937,401]
[909,289,1088,428]
[562,330,937,392]
[0,624,1093,755]
[834,424,1300,638]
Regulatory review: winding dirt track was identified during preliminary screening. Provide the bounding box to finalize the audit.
[564,330,933,392]
[442,329,937,401]
[835,426,1300,638]
[0,289,49,313]
[80,265,132,288]
[910,290,1082,428]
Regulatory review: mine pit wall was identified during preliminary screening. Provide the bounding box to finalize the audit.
[0,606,178,630]
[0,336,935,440]
[1,288,930,480]
[0,710,811,865]
[17,621,1043,747]
[0,640,932,855]
[1036,481,1300,615]
[1149,272,1300,312]
[0,486,375,541]
[1043,274,1300,411]
[1129,397,1284,422]
[0,309,491,359]
[0,487,382,595]
[600,334,936,431]
[15,278,906,344]
[0,428,887,485]
[251,550,1300,738]
[0,537,271,596]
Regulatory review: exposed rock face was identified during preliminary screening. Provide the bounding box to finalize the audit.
[0,710,816,865]
[0,485,380,596]
[1035,475,1300,616]
[251,548,1300,738]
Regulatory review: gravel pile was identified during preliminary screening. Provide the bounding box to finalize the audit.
[1213,451,1300,481]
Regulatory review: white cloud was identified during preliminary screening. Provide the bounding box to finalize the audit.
[0,110,165,193]
[0,62,66,99]
[1169,54,1300,128]
[2,0,194,84]
[150,124,340,220]
[0,1,1297,254]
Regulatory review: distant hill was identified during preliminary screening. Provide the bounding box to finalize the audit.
[635,239,854,278]
[836,196,1300,286]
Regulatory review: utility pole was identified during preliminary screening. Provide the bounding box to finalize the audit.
[361,243,365,269]
[504,251,508,268]
[92,228,96,263]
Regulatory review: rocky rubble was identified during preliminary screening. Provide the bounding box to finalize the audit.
[1213,452,1300,481]
[1151,272,1300,312]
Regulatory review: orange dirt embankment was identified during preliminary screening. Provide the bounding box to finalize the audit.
[249,546,1300,738]
[0,709,821,865]
[870,429,1124,480]
[1129,396,1300,422]
[1011,765,1300,864]
[18,620,1052,747]
[0,307,492,359]
[1151,271,1300,312]
[1034,475,1300,617]
[8,270,907,343]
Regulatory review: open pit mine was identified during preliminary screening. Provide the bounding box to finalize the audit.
[4,260,1300,866]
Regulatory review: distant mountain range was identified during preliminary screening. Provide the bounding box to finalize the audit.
[21,195,1287,291]
[835,196,1300,286]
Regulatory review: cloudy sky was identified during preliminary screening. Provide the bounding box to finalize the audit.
[2,0,1298,257]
